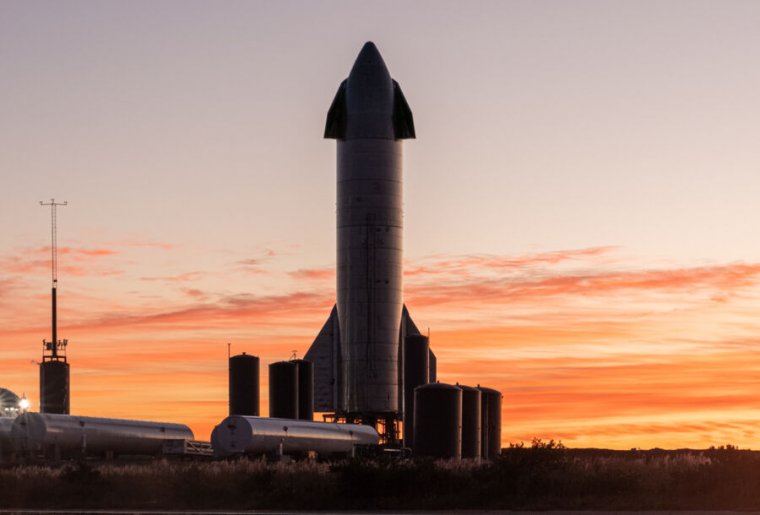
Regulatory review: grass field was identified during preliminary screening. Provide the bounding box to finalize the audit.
[1,442,759,510]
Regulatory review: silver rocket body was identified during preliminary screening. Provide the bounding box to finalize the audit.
[306,42,435,420]
[337,139,404,413]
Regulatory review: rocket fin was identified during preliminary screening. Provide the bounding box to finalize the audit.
[401,304,436,382]
[304,305,341,412]
[401,304,421,336]
[429,347,437,383]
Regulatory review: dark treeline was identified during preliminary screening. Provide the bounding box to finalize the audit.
[2,441,760,510]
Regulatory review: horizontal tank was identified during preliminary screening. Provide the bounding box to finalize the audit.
[212,415,378,458]
[11,412,193,458]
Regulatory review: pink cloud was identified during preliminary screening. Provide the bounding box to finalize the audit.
[140,271,204,283]
[289,268,335,281]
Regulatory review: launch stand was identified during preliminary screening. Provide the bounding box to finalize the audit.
[322,412,402,447]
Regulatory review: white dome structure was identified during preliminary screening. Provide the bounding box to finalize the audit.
[0,388,21,418]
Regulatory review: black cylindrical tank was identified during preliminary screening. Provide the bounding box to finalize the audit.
[40,360,69,414]
[413,383,462,459]
[403,334,429,448]
[229,353,260,416]
[268,361,298,419]
[291,359,313,421]
[459,384,481,459]
[478,386,502,459]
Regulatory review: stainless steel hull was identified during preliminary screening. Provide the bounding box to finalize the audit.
[337,139,404,413]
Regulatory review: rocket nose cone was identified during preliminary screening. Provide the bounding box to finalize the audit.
[350,42,389,74]
[343,42,394,138]
[348,42,392,87]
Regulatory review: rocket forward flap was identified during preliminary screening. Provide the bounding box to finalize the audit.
[392,80,415,139]
[324,80,347,139]
[324,79,415,140]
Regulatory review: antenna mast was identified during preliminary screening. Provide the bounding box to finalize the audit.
[40,198,68,360]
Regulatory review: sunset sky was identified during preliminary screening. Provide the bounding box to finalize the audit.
[2,0,760,449]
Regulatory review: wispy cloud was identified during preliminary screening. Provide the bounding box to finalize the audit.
[406,261,760,308]
[0,244,124,276]
[3,246,760,448]
[405,246,617,277]
[289,268,335,281]
[140,271,205,283]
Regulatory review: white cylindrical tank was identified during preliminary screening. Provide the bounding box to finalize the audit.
[11,412,193,457]
[212,415,378,457]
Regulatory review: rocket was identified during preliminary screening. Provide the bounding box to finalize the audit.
[305,42,435,418]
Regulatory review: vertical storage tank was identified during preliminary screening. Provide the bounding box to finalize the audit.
[459,384,481,459]
[413,383,462,459]
[229,353,260,416]
[40,361,69,414]
[269,361,298,419]
[403,334,429,448]
[478,386,502,459]
[291,359,314,421]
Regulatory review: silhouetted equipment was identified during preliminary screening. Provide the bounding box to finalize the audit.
[39,361,69,415]
[459,384,482,459]
[413,383,462,459]
[291,359,314,421]
[403,334,429,448]
[269,361,298,419]
[478,386,502,459]
[429,349,437,383]
[39,199,70,415]
[212,415,379,458]
[229,353,260,416]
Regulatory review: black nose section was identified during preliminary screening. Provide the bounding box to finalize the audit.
[325,42,415,140]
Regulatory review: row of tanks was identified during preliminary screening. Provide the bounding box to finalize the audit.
[414,383,502,460]
[225,345,502,460]
[1,409,377,463]
[3,339,501,463]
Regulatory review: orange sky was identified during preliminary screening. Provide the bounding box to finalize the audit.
[3,1,760,451]
[2,243,760,449]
